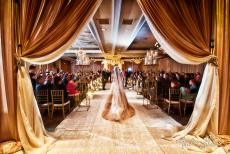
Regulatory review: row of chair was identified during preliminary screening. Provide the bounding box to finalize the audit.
[134,79,197,116]
[35,90,70,119]
[163,88,197,116]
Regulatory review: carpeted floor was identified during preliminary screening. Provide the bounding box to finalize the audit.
[47,89,207,154]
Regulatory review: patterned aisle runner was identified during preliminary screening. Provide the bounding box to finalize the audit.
[48,90,164,154]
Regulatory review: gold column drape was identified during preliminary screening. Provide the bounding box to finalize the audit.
[216,0,230,135]
[0,0,18,142]
[1,0,102,153]
[137,0,219,139]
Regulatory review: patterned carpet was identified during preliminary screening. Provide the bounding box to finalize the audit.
[48,89,209,154]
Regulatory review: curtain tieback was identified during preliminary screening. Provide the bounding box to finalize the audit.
[14,54,25,78]
[208,56,218,67]
[14,54,23,67]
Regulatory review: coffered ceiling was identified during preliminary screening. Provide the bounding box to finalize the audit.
[65,0,159,59]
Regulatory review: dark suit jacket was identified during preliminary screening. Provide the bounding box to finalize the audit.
[102,71,108,81]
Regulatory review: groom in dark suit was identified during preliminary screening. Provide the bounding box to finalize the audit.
[102,69,108,90]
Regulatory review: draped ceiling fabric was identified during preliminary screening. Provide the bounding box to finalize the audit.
[1,0,102,153]
[216,0,230,135]
[137,0,220,139]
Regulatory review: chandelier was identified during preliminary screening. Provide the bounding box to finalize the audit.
[75,49,90,65]
[131,58,142,64]
[144,42,161,65]
[102,55,124,66]
[144,50,158,65]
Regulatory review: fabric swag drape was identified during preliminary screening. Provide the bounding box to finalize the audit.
[137,0,219,140]
[1,0,102,153]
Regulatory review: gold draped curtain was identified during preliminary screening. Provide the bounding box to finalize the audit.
[216,0,230,135]
[137,0,220,139]
[0,0,18,142]
[0,0,102,153]
[138,0,213,64]
[137,0,230,137]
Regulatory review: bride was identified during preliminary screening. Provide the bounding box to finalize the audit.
[102,66,135,121]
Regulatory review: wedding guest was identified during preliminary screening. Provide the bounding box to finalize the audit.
[52,76,68,101]
[66,74,80,95]
[35,75,47,91]
[101,69,108,90]
[170,79,180,89]
[62,73,68,87]
[195,73,202,88]
[44,75,52,90]
[29,65,38,90]
[180,79,198,96]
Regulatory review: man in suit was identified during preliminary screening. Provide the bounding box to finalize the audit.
[29,65,38,90]
[107,70,112,83]
[35,75,47,91]
[101,69,108,90]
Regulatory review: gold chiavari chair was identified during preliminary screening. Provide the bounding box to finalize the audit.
[180,93,197,115]
[164,88,181,116]
[51,90,70,119]
[35,90,52,118]
[145,80,158,109]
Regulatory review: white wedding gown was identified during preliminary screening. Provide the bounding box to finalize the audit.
[102,67,135,121]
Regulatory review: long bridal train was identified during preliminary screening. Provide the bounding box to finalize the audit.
[102,67,135,122]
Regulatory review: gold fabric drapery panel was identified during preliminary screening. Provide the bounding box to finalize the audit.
[137,0,219,140]
[19,0,101,64]
[216,0,230,135]
[0,0,18,142]
[1,0,102,153]
[17,0,102,152]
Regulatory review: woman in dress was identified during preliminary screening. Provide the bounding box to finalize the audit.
[102,67,135,122]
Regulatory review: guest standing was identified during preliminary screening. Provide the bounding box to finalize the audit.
[101,69,108,90]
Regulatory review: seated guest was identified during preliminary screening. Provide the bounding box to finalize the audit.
[35,75,47,91]
[44,75,52,90]
[66,74,80,95]
[162,73,170,89]
[183,73,190,87]
[29,65,38,90]
[195,73,202,88]
[44,74,52,101]
[62,73,68,87]
[180,79,198,96]
[52,76,68,101]
[189,79,198,93]
[170,79,180,89]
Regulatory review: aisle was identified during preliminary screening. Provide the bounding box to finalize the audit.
[48,89,205,154]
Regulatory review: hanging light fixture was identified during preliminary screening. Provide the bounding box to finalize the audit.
[144,42,161,65]
[144,49,158,65]
[75,48,91,65]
